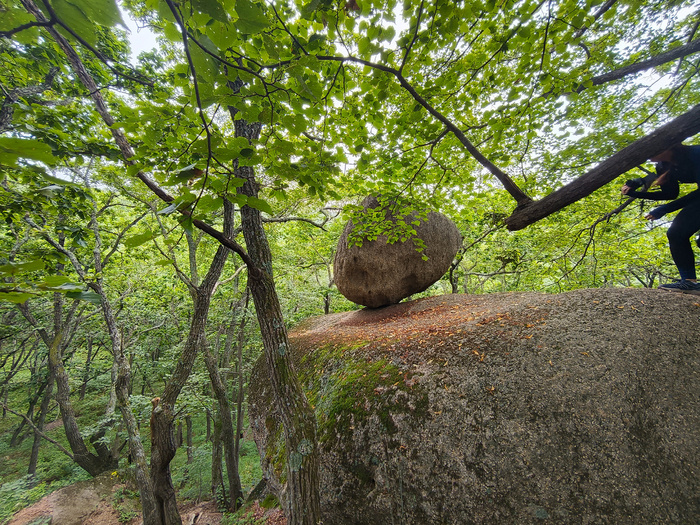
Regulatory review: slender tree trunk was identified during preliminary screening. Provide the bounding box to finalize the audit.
[149,199,234,524]
[231,114,321,524]
[90,280,159,525]
[150,303,211,525]
[211,412,224,503]
[203,346,244,510]
[49,325,112,476]
[175,421,183,449]
[19,293,114,476]
[28,372,54,480]
[79,337,94,401]
[10,379,45,447]
[186,415,193,464]
[233,310,247,461]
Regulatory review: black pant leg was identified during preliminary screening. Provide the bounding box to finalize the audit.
[667,199,700,280]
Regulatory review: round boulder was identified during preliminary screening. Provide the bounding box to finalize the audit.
[334,197,462,308]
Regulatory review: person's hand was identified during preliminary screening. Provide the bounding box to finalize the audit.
[621,184,632,195]
[645,213,658,220]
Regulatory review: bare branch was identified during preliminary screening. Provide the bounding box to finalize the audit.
[400,0,425,74]
[262,215,330,230]
[316,54,532,204]
[0,18,55,38]
[581,38,700,91]
[572,0,618,40]
[0,402,75,460]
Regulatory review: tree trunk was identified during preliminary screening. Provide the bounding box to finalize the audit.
[231,114,321,524]
[28,372,54,480]
[186,415,193,465]
[150,397,182,525]
[49,325,113,476]
[19,293,115,477]
[206,411,211,442]
[175,421,183,449]
[203,346,244,510]
[79,337,94,401]
[234,309,247,461]
[10,377,45,447]
[211,412,224,503]
[150,203,233,525]
[90,280,159,525]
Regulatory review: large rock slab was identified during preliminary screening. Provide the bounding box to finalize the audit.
[333,197,462,308]
[249,289,700,524]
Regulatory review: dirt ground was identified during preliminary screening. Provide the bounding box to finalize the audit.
[7,473,285,525]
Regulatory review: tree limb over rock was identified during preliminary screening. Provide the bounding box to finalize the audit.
[505,103,700,230]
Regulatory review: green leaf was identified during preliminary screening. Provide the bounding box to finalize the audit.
[157,202,179,215]
[190,41,219,83]
[66,0,125,28]
[51,282,86,291]
[66,290,103,304]
[36,184,65,198]
[0,260,45,275]
[37,275,73,287]
[192,0,229,22]
[246,196,272,214]
[235,0,270,34]
[52,0,98,46]
[301,0,321,19]
[166,163,202,185]
[0,291,36,304]
[178,215,194,235]
[124,231,157,248]
[0,137,56,166]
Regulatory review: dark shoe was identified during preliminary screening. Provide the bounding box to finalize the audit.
[658,280,700,295]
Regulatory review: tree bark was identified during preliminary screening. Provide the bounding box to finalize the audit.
[185,415,193,465]
[27,371,54,480]
[150,201,233,525]
[19,296,114,476]
[79,337,94,401]
[505,103,700,230]
[50,324,113,475]
[211,411,224,502]
[233,303,248,461]
[91,281,159,525]
[231,113,321,524]
[203,345,244,510]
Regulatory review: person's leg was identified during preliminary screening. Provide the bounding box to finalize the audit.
[666,200,700,281]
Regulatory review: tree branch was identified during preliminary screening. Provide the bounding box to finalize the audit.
[0,402,75,460]
[316,55,532,204]
[572,0,617,40]
[581,38,700,91]
[505,103,700,230]
[0,67,59,132]
[21,0,260,277]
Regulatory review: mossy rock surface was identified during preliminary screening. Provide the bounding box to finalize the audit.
[249,289,700,524]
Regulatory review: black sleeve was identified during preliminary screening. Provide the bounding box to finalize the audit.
[627,164,679,200]
[627,178,679,200]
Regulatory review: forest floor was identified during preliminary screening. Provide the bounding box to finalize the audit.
[7,472,286,525]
